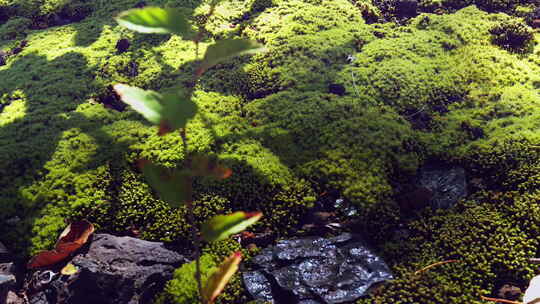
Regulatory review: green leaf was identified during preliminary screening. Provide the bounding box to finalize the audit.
[114,84,197,135]
[113,84,163,124]
[138,160,192,207]
[203,252,242,304]
[201,211,262,242]
[116,7,190,35]
[197,39,265,76]
[158,92,198,135]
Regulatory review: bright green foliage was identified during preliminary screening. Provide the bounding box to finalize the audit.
[115,7,191,35]
[113,84,198,135]
[156,254,218,304]
[201,212,262,242]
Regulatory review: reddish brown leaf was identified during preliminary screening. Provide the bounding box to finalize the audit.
[27,250,71,269]
[57,220,94,246]
[27,220,95,269]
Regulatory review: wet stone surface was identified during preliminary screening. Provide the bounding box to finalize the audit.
[243,233,393,304]
[417,162,467,209]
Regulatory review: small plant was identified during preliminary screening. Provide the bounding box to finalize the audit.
[113,4,265,304]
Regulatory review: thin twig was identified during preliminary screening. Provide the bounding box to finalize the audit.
[529,258,540,264]
[414,259,459,275]
[187,199,204,303]
[350,70,361,99]
[480,295,522,304]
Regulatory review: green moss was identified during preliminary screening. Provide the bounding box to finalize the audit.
[0,17,31,41]
[156,254,217,304]
[359,200,538,304]
[157,240,252,304]
[2,1,540,303]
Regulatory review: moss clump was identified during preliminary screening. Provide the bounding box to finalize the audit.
[157,239,252,304]
[0,17,30,41]
[156,254,217,304]
[489,19,534,52]
[358,200,537,303]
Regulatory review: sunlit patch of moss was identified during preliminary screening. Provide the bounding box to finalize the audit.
[244,90,418,209]
[0,91,26,126]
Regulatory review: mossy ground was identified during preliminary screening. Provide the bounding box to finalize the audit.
[1,0,540,303]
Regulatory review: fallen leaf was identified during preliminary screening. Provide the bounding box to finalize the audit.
[28,220,94,269]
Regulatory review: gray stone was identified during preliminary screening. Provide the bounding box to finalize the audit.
[418,162,467,209]
[1,273,16,303]
[28,233,187,304]
[243,233,393,304]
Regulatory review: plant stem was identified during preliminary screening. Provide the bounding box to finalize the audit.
[179,129,204,303]
[187,199,204,303]
[182,4,217,302]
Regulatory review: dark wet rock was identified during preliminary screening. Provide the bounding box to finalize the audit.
[243,271,274,302]
[328,84,346,96]
[417,162,467,209]
[116,38,131,54]
[11,47,22,55]
[373,0,418,21]
[396,186,433,212]
[27,234,187,304]
[52,14,71,26]
[5,216,21,226]
[134,1,147,8]
[0,261,16,303]
[394,0,418,18]
[0,50,7,66]
[243,233,393,304]
[333,198,358,217]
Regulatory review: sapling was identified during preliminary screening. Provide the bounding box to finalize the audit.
[113,4,265,303]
